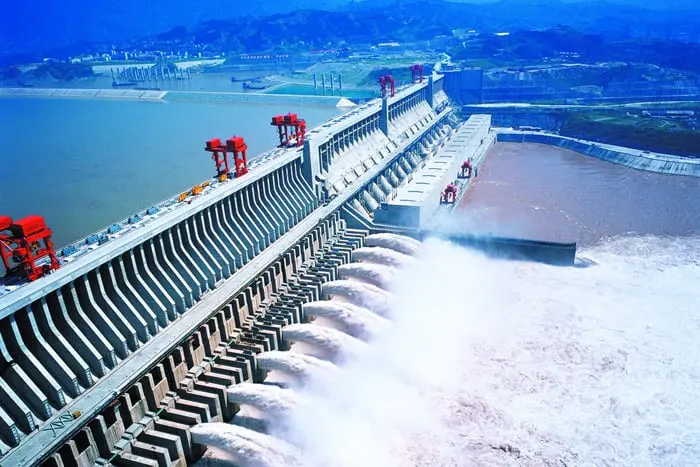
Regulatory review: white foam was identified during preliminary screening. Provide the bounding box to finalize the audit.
[364,233,422,255]
[191,423,303,467]
[226,383,305,418]
[336,263,396,290]
[282,323,368,361]
[278,236,700,467]
[321,280,393,317]
[256,351,338,381]
[351,247,415,268]
[303,300,389,339]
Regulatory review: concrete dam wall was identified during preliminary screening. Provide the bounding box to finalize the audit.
[497,131,700,177]
[0,77,479,467]
[0,76,577,467]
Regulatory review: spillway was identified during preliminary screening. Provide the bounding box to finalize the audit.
[0,77,576,467]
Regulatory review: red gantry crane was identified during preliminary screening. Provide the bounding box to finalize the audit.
[378,75,396,98]
[227,136,249,177]
[271,113,307,148]
[0,215,60,282]
[410,64,424,83]
[459,160,473,178]
[440,183,458,204]
[205,135,249,182]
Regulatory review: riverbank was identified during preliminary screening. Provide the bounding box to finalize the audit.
[497,129,700,177]
[165,90,341,106]
[0,87,345,107]
[0,87,167,100]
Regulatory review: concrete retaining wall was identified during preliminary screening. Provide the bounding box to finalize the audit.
[0,88,167,100]
[497,131,700,177]
[165,91,341,107]
[0,88,342,107]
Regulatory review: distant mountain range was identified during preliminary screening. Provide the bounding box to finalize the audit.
[2,0,699,61]
[154,0,700,53]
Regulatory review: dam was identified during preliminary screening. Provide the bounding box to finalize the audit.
[0,76,575,467]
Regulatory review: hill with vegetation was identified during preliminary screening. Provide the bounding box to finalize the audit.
[452,27,700,73]
[5,0,700,67]
[558,110,700,157]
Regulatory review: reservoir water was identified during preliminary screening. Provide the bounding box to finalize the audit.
[0,97,341,247]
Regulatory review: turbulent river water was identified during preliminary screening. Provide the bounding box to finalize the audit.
[194,144,700,467]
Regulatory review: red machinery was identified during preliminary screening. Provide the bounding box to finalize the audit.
[227,136,249,177]
[459,160,473,178]
[0,215,60,281]
[410,64,424,83]
[205,136,249,181]
[271,113,306,148]
[440,183,458,204]
[378,75,396,98]
[205,138,230,181]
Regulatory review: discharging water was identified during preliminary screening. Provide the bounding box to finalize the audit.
[321,280,393,318]
[281,323,368,362]
[226,383,306,419]
[302,300,389,339]
[363,233,422,256]
[191,423,303,467]
[269,236,700,467]
[351,247,415,268]
[336,263,397,290]
[195,146,700,465]
[255,351,338,381]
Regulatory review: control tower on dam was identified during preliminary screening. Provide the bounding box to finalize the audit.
[0,73,573,466]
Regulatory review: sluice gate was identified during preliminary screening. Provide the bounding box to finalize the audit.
[0,78,474,466]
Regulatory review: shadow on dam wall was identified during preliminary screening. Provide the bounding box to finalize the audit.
[497,132,700,177]
[422,231,577,266]
[371,227,578,266]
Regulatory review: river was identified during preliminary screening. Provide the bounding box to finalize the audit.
[458,142,700,246]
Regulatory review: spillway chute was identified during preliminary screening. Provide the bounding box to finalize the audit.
[351,247,415,268]
[365,233,422,255]
[321,279,393,317]
[303,300,389,339]
[282,323,368,362]
[256,351,339,381]
[337,262,396,290]
[190,423,303,467]
[226,382,305,418]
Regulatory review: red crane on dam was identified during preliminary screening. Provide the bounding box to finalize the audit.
[0,215,60,282]
[459,160,473,178]
[410,64,424,83]
[271,113,307,148]
[440,183,458,204]
[205,136,249,182]
[378,75,396,98]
